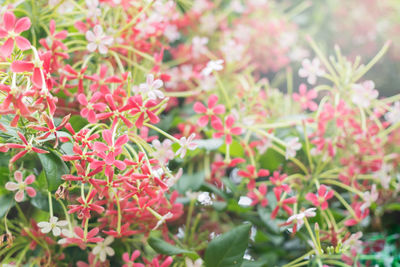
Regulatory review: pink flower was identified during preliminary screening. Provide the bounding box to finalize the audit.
[193,94,225,127]
[77,92,107,123]
[86,25,113,54]
[305,185,334,210]
[211,115,242,145]
[122,250,144,267]
[247,184,268,207]
[292,84,318,111]
[5,171,36,202]
[0,11,31,57]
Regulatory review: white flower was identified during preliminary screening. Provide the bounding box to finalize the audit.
[49,0,74,13]
[202,59,224,76]
[192,36,209,58]
[92,236,115,262]
[151,139,174,164]
[164,25,180,42]
[86,25,113,55]
[286,208,317,232]
[374,163,392,189]
[385,101,400,124]
[351,80,379,108]
[197,192,213,205]
[198,75,216,91]
[360,184,378,211]
[139,74,164,100]
[221,39,245,63]
[85,0,101,18]
[343,231,363,253]
[191,0,209,13]
[231,0,246,13]
[185,258,203,267]
[298,58,325,85]
[285,137,302,159]
[37,216,68,236]
[176,133,198,158]
[238,196,252,207]
[153,212,173,230]
[199,14,218,34]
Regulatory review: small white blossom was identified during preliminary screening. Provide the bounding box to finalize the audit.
[197,192,213,205]
[192,36,209,58]
[286,208,317,233]
[185,258,203,267]
[202,60,224,76]
[343,231,363,253]
[298,58,325,85]
[151,139,174,164]
[85,0,101,18]
[374,163,392,189]
[385,101,400,124]
[285,137,302,159]
[164,25,180,42]
[360,184,378,211]
[86,25,113,55]
[221,39,245,63]
[139,74,164,100]
[238,196,252,207]
[351,80,379,108]
[166,168,183,187]
[92,236,115,262]
[176,133,198,158]
[37,216,68,236]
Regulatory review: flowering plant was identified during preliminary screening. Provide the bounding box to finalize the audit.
[0,0,399,266]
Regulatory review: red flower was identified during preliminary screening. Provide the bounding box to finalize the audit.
[122,250,144,267]
[211,115,242,144]
[128,95,160,128]
[292,84,318,111]
[271,188,297,219]
[344,202,369,226]
[28,113,70,147]
[270,171,290,193]
[193,94,225,126]
[66,226,103,248]
[247,184,268,207]
[238,165,270,188]
[68,190,104,220]
[0,84,31,126]
[77,92,107,123]
[11,51,52,89]
[0,11,31,57]
[64,64,92,94]
[96,94,135,128]
[305,185,334,210]
[6,132,48,163]
[91,129,128,171]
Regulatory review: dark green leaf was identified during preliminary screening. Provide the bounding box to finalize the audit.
[148,236,199,259]
[176,172,204,194]
[204,223,251,267]
[38,150,69,192]
[0,195,14,218]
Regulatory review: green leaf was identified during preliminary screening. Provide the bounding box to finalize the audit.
[38,150,69,192]
[0,195,14,218]
[218,140,244,157]
[204,223,252,267]
[176,172,204,194]
[148,237,199,259]
[68,115,88,131]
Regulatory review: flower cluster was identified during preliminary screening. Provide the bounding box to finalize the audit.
[0,1,399,267]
